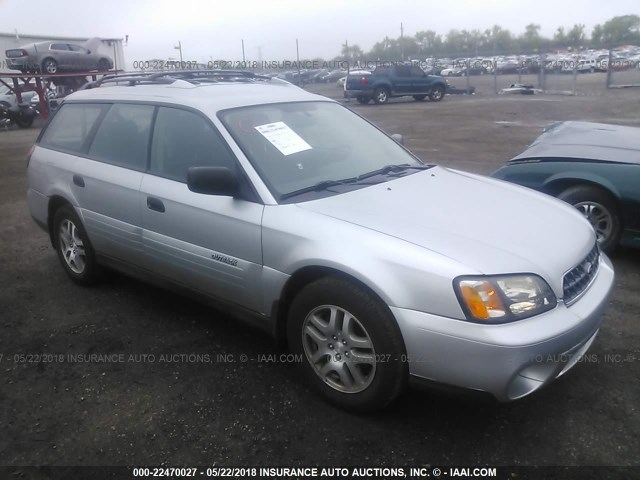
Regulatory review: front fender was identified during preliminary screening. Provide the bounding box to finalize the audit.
[262,204,471,320]
[544,170,622,199]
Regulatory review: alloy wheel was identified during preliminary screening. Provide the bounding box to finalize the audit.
[301,305,376,393]
[574,201,613,244]
[59,219,86,274]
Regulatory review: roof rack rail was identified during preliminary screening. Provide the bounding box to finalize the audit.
[80,72,174,90]
[148,69,272,81]
[80,70,274,90]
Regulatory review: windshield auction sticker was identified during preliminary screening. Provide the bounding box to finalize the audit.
[255,121,312,156]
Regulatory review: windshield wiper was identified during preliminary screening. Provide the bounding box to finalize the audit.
[280,177,361,200]
[279,164,433,201]
[357,163,433,180]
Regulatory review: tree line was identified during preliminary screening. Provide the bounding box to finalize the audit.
[338,15,640,60]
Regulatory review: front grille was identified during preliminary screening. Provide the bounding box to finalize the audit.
[563,244,600,305]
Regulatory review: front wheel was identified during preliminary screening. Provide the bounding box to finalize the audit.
[558,185,622,253]
[42,58,58,74]
[373,87,390,105]
[287,276,408,411]
[53,205,101,285]
[429,85,445,102]
[98,58,110,71]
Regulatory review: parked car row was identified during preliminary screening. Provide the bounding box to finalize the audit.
[420,47,639,76]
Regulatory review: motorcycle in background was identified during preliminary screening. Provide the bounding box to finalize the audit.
[0,103,38,128]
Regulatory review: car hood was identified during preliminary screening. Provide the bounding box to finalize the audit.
[297,166,595,295]
[513,121,640,165]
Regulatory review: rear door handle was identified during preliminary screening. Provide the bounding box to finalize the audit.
[146,197,165,213]
[72,175,85,187]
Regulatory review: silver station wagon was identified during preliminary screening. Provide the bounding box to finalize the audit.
[26,71,615,411]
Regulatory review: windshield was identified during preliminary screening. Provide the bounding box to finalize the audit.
[218,102,428,202]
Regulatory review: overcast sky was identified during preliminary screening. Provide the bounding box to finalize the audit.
[2,0,638,63]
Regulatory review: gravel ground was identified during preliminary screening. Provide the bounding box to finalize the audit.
[0,77,639,469]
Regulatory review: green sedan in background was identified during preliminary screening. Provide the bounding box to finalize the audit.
[492,121,640,253]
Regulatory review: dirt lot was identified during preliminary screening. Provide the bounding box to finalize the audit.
[0,77,639,470]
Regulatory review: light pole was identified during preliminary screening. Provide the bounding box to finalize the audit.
[174,41,183,66]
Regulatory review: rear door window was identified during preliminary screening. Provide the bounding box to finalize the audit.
[88,103,155,170]
[40,103,107,153]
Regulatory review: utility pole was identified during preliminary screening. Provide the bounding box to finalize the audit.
[400,22,404,60]
[296,39,301,86]
[174,41,183,66]
[345,39,350,72]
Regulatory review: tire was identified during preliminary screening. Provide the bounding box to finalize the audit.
[98,58,110,71]
[372,87,390,105]
[429,85,445,102]
[15,114,34,128]
[42,58,58,74]
[287,276,408,411]
[558,185,622,253]
[413,95,427,101]
[52,205,101,285]
[356,96,370,105]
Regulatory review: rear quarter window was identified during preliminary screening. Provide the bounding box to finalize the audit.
[40,103,107,153]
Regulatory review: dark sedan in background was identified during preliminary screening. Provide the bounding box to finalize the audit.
[492,121,640,253]
[5,39,113,74]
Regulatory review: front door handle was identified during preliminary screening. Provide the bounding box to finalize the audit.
[72,175,85,187]
[146,197,165,213]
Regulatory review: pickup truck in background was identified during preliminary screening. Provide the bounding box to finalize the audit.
[344,64,447,105]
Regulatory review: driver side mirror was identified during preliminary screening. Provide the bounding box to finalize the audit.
[391,134,405,146]
[86,50,92,54]
[187,166,238,196]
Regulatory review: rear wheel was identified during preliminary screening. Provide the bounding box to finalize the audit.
[53,205,101,285]
[42,58,58,74]
[558,185,622,253]
[429,85,445,102]
[413,95,427,101]
[287,276,408,411]
[373,87,390,105]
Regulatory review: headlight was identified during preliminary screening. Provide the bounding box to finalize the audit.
[454,274,557,323]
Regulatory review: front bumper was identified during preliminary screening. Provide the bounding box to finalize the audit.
[391,254,615,401]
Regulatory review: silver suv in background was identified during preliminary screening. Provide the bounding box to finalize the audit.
[27,71,614,411]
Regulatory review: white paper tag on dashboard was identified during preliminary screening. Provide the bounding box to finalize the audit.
[255,121,312,156]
